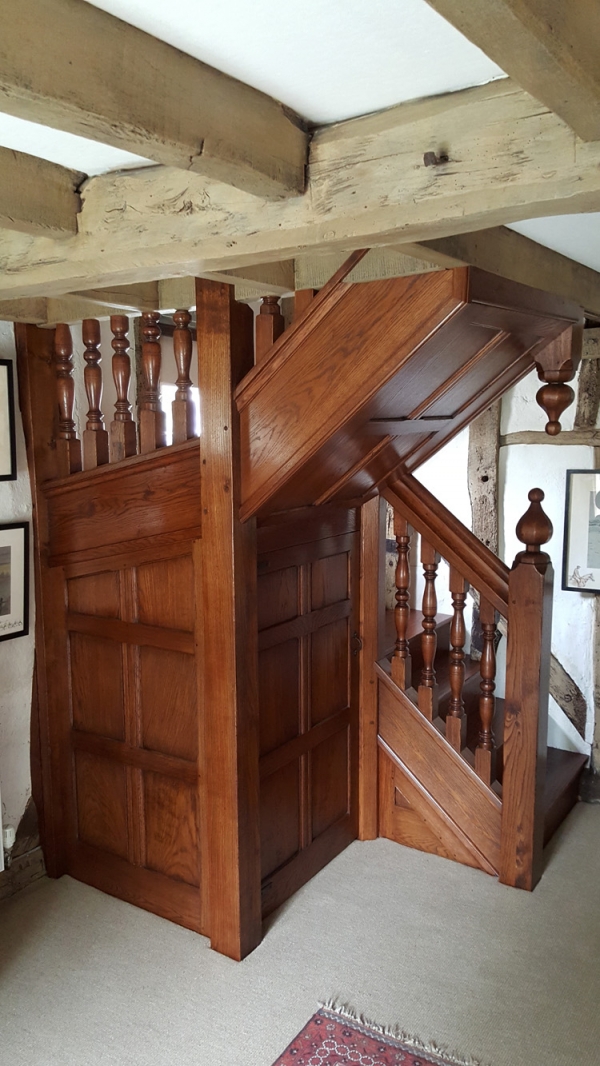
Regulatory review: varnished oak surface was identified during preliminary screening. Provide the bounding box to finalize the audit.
[237,267,582,518]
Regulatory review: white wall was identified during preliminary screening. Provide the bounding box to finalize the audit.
[0,323,35,836]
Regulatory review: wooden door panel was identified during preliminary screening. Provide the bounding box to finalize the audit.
[67,571,120,617]
[143,772,200,887]
[257,510,360,916]
[139,646,198,761]
[70,633,125,740]
[137,555,195,630]
[311,727,350,839]
[310,616,350,725]
[260,762,301,879]
[75,751,129,859]
[258,639,301,756]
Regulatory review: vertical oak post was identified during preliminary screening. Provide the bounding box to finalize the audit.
[138,312,166,453]
[446,567,468,752]
[196,278,261,960]
[418,538,440,720]
[255,296,285,365]
[294,288,316,321]
[81,318,109,469]
[54,322,81,476]
[391,511,412,690]
[109,314,137,462]
[500,489,553,891]
[172,309,197,443]
[475,596,497,786]
[358,494,386,839]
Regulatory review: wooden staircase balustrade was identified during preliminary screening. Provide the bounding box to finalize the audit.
[446,567,468,753]
[418,537,440,721]
[391,512,412,690]
[81,319,109,471]
[255,296,285,366]
[109,314,137,463]
[54,322,82,477]
[172,310,197,444]
[475,596,498,787]
[139,312,166,454]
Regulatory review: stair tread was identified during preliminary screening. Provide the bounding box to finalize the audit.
[382,609,451,659]
[544,747,588,809]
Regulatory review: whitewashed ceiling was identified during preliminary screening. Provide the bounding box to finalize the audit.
[1,0,598,273]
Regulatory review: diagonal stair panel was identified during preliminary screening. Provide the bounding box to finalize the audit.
[376,662,502,874]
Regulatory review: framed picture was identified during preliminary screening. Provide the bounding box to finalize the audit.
[563,469,600,592]
[0,523,29,641]
[0,359,17,481]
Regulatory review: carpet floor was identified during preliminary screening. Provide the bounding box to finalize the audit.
[0,803,599,1066]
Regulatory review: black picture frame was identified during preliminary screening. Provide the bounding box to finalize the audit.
[562,469,600,593]
[0,522,29,641]
[0,359,17,481]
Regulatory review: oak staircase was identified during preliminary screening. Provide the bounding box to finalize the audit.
[236,253,588,893]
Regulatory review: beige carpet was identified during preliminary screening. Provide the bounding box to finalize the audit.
[0,803,599,1066]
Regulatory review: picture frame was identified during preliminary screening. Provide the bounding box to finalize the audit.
[0,522,29,641]
[562,469,600,593]
[0,359,17,481]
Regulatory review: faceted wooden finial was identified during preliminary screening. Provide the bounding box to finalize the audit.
[534,325,581,435]
[514,488,553,564]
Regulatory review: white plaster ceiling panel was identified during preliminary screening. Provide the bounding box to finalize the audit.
[86,0,506,123]
[0,112,152,175]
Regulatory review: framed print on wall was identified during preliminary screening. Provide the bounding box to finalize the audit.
[563,469,600,592]
[0,359,17,481]
[0,523,29,641]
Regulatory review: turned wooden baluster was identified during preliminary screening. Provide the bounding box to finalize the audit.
[255,296,285,365]
[81,319,109,470]
[418,538,440,720]
[54,323,81,477]
[172,309,197,443]
[446,567,468,752]
[109,315,137,462]
[138,312,166,453]
[391,512,412,690]
[475,596,498,785]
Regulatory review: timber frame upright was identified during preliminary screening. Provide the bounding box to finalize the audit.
[196,279,262,960]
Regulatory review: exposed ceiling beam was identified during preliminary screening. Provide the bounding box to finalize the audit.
[0,0,307,199]
[2,80,600,300]
[0,145,81,237]
[72,283,160,312]
[424,0,600,141]
[405,228,600,316]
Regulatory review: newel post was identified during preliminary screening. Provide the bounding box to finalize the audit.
[500,489,553,891]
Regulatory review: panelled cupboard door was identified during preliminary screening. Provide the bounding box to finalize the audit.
[257,509,360,916]
[64,549,204,933]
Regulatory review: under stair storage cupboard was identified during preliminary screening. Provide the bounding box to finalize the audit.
[17,261,587,961]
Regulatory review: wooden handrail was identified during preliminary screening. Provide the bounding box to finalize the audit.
[383,471,509,616]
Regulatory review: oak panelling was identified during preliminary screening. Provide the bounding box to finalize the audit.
[67,571,120,617]
[70,844,203,934]
[144,773,200,887]
[137,556,195,631]
[260,763,301,879]
[259,640,301,757]
[259,600,351,652]
[310,617,350,726]
[54,532,203,574]
[358,495,386,840]
[75,752,128,860]
[311,551,348,609]
[66,613,194,655]
[72,730,197,783]
[257,506,359,556]
[44,439,202,560]
[377,665,502,872]
[311,727,350,839]
[259,708,352,783]
[261,817,356,919]
[257,532,358,583]
[257,566,299,630]
[70,633,125,741]
[140,647,198,762]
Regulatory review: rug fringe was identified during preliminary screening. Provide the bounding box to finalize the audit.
[318,999,488,1066]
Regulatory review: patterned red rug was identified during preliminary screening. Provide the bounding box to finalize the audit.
[272,1006,481,1066]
